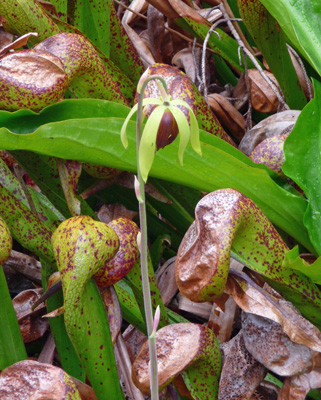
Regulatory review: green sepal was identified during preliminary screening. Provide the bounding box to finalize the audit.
[170,106,191,165]
[139,105,167,182]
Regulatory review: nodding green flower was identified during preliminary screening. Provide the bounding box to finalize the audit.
[120,74,202,183]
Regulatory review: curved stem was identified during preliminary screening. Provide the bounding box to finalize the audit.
[136,75,169,400]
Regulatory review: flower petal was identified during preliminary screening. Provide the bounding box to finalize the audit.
[188,109,202,156]
[120,104,138,148]
[120,99,162,149]
[170,100,201,156]
[139,105,167,182]
[170,106,190,165]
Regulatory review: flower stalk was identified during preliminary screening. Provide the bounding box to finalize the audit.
[121,71,201,399]
[134,75,168,400]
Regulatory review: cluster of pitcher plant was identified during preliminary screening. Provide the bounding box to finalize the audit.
[1,0,321,399]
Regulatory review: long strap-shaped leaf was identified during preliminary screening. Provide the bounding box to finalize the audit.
[283,80,321,255]
[0,103,313,253]
[0,218,27,371]
[259,0,321,77]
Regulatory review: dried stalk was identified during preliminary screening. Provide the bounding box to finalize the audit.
[286,43,313,101]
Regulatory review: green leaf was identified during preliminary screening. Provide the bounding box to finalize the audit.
[125,255,169,329]
[67,0,111,57]
[66,0,144,83]
[259,0,321,76]
[0,180,55,264]
[0,105,312,253]
[283,246,321,284]
[108,2,144,84]
[147,179,194,234]
[149,234,171,270]
[0,0,60,43]
[236,0,307,109]
[48,0,67,22]
[40,258,85,381]
[0,267,27,371]
[0,99,130,133]
[11,151,96,220]
[283,79,321,255]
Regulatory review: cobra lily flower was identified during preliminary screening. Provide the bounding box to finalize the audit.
[120,72,202,182]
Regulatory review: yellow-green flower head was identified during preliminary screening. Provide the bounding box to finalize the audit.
[121,72,202,183]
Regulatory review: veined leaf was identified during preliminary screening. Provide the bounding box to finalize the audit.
[236,0,307,109]
[0,267,27,371]
[0,100,313,253]
[260,0,321,77]
[283,246,321,284]
[67,0,111,57]
[283,79,321,255]
[0,0,60,43]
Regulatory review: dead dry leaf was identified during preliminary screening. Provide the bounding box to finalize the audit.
[233,74,249,111]
[0,32,38,58]
[289,48,314,100]
[13,288,49,343]
[208,93,246,141]
[0,27,13,54]
[278,361,321,400]
[114,335,145,400]
[145,0,180,19]
[122,0,155,67]
[226,273,321,353]
[4,250,42,284]
[219,331,266,399]
[97,203,138,224]
[168,0,207,23]
[147,4,166,63]
[209,295,238,342]
[197,7,222,23]
[242,312,316,376]
[172,48,199,84]
[123,325,147,364]
[248,69,279,113]
[177,293,213,319]
[156,256,178,306]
